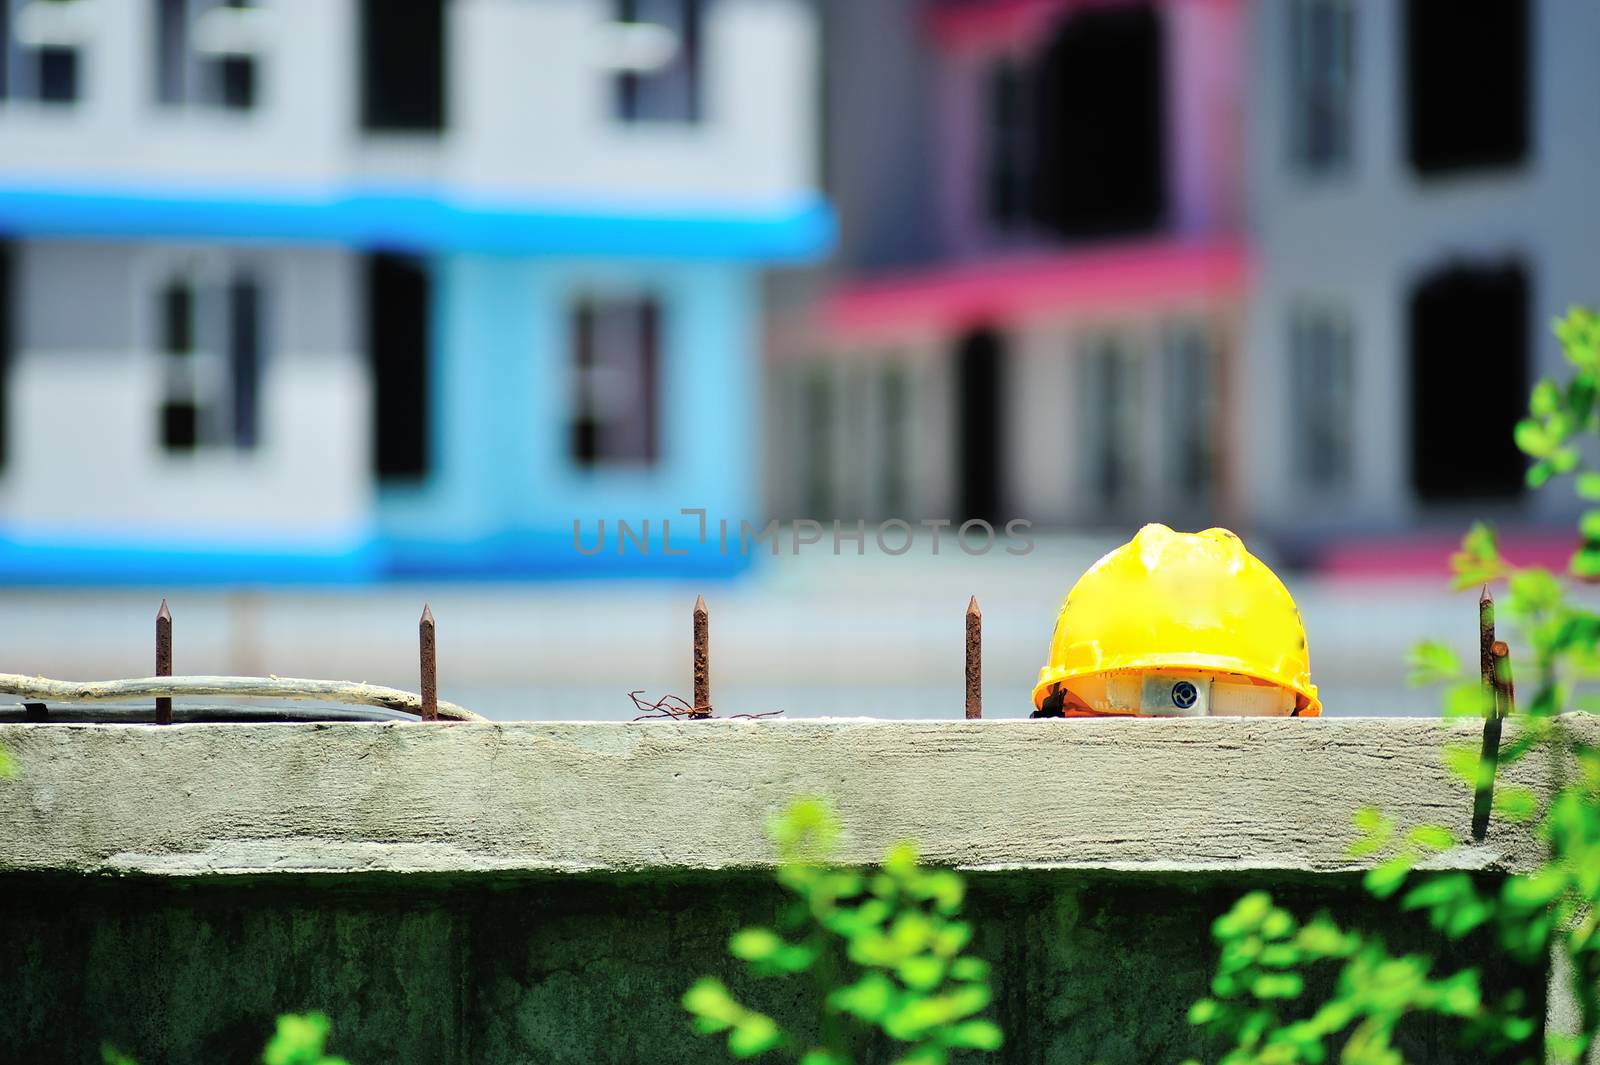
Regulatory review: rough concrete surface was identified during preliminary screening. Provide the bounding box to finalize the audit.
[0,717,1579,1064]
[0,717,1585,877]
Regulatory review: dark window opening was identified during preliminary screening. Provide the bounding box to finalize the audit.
[367,253,431,481]
[956,328,1003,523]
[1080,335,1142,507]
[156,0,186,102]
[1290,306,1355,491]
[570,296,661,468]
[614,0,703,124]
[880,362,909,516]
[1289,0,1354,172]
[154,0,261,110]
[802,367,832,517]
[4,0,82,105]
[36,45,75,101]
[161,281,194,354]
[161,401,199,451]
[216,53,254,109]
[361,0,445,132]
[1409,262,1528,502]
[1406,0,1527,175]
[158,269,265,454]
[228,278,260,448]
[1031,5,1166,239]
[983,58,1029,228]
[1162,324,1218,501]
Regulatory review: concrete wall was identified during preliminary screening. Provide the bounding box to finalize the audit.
[0,718,1580,1063]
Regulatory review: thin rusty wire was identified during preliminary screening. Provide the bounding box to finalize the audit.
[627,690,782,722]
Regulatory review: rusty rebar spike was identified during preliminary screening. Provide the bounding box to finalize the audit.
[1491,640,1516,718]
[155,599,173,726]
[419,604,438,721]
[1479,587,1496,701]
[692,594,711,717]
[965,596,982,720]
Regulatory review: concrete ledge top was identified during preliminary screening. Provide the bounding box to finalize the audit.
[0,717,1586,879]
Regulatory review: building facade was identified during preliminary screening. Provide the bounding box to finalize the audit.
[0,0,828,581]
[775,0,1600,556]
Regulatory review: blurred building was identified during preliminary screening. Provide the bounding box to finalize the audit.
[0,0,827,581]
[772,0,1600,556]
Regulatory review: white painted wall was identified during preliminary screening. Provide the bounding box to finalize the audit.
[0,242,372,543]
[0,0,820,208]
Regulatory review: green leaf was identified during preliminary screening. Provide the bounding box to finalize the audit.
[897,954,946,991]
[1406,824,1456,851]
[683,978,741,1028]
[100,1045,138,1065]
[1443,681,1494,719]
[799,1051,847,1065]
[1571,545,1600,580]
[1349,806,1395,857]
[828,972,896,1022]
[949,956,990,982]
[261,1013,334,1065]
[1514,418,1555,457]
[1503,867,1568,910]
[1508,568,1563,613]
[1250,973,1304,999]
[1443,742,1480,784]
[1493,786,1538,821]
[1451,522,1505,587]
[1213,891,1274,938]
[1576,472,1600,500]
[1363,854,1416,899]
[1188,999,1220,1025]
[1531,379,1561,417]
[1581,511,1600,542]
[728,1014,783,1057]
[729,927,784,962]
[942,1018,1003,1050]
[1407,641,1461,686]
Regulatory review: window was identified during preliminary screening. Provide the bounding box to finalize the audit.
[879,361,909,516]
[801,365,833,518]
[1079,334,1142,507]
[2,0,90,103]
[360,0,444,132]
[983,58,1029,228]
[1289,306,1354,492]
[1406,0,1527,175]
[1161,323,1218,500]
[956,328,1004,523]
[155,0,264,110]
[367,254,431,481]
[1031,5,1165,239]
[1288,0,1353,172]
[156,267,264,454]
[1409,263,1527,501]
[611,0,702,124]
[570,296,661,468]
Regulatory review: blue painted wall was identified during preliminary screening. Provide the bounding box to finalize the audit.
[378,256,759,578]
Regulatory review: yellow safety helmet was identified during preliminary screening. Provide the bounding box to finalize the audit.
[1032,524,1321,717]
